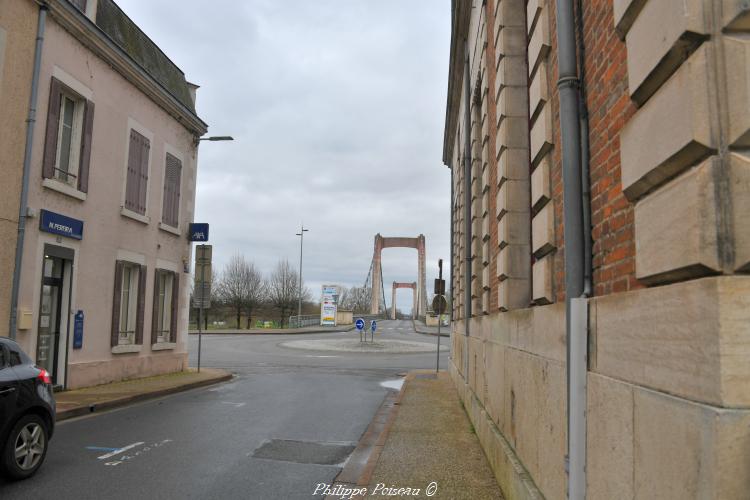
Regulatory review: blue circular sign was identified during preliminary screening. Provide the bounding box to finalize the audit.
[370,320,377,332]
[355,318,365,331]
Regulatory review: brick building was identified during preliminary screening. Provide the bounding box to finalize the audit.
[443,0,750,498]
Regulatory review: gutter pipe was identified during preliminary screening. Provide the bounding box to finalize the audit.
[10,4,48,340]
[555,0,588,498]
[463,41,472,377]
[576,0,593,296]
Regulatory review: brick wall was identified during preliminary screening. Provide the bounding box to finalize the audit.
[547,0,643,301]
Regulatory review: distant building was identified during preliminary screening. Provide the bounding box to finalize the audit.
[443,0,750,498]
[0,0,207,389]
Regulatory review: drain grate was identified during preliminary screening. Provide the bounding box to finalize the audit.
[415,373,437,380]
[251,439,355,466]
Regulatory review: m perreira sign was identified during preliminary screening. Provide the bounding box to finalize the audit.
[320,285,339,326]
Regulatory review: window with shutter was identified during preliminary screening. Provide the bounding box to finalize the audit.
[125,129,149,215]
[162,153,182,228]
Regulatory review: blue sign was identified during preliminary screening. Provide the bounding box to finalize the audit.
[188,223,209,242]
[40,210,83,240]
[370,320,377,332]
[355,318,365,331]
[73,310,84,349]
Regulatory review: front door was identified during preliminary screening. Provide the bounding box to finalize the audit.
[36,255,65,385]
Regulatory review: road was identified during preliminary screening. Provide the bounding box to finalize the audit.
[0,320,448,499]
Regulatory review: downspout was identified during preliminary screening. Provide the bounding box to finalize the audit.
[463,41,472,378]
[555,0,588,498]
[576,0,593,297]
[9,4,48,340]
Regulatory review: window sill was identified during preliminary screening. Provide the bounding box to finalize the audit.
[151,342,176,351]
[120,207,150,224]
[158,222,181,237]
[42,178,86,201]
[111,344,142,354]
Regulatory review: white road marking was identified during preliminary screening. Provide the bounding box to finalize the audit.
[221,401,246,408]
[97,442,144,460]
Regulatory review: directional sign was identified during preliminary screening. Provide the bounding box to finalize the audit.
[370,319,377,332]
[355,318,365,331]
[194,245,212,309]
[434,278,445,296]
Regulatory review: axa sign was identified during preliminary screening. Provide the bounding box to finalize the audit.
[39,210,83,240]
[189,223,209,242]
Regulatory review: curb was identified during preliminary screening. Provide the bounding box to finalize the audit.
[55,370,233,421]
[412,320,451,337]
[188,326,355,336]
[326,372,411,498]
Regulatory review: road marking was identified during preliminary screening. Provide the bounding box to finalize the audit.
[86,446,119,452]
[221,401,246,408]
[97,442,144,460]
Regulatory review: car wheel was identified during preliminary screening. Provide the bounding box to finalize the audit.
[1,414,49,480]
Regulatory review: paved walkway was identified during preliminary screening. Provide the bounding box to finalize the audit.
[55,368,231,421]
[413,320,451,337]
[188,324,354,335]
[329,370,503,499]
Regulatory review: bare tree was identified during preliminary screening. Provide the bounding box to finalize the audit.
[216,254,256,329]
[267,259,310,327]
[340,285,372,314]
[243,263,266,329]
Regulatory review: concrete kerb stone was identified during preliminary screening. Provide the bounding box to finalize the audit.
[188,325,355,335]
[55,368,233,421]
[412,320,450,337]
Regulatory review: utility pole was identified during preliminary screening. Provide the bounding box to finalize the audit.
[296,224,309,323]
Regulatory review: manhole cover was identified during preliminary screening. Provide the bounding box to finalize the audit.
[251,439,355,466]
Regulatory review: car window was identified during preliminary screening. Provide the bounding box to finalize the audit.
[0,347,6,370]
[8,348,22,367]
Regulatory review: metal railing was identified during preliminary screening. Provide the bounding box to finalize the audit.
[288,314,321,328]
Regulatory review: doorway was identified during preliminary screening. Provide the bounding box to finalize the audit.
[36,245,73,387]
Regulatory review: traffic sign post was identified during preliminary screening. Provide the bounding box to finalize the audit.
[370,319,377,343]
[435,259,444,373]
[194,241,212,373]
[356,318,365,342]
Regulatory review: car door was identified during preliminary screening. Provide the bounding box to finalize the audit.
[0,343,20,434]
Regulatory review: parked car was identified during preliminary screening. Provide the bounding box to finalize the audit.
[0,338,55,480]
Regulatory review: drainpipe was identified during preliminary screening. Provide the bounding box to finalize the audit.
[576,0,593,297]
[463,41,472,378]
[555,0,587,498]
[9,4,48,340]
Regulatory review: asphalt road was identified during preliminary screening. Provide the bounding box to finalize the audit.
[0,320,448,499]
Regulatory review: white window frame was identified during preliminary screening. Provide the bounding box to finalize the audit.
[156,271,173,342]
[54,89,85,187]
[118,263,140,345]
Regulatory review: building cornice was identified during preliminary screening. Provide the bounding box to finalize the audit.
[442,0,472,167]
[46,0,208,137]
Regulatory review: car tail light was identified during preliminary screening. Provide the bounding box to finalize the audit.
[37,369,52,385]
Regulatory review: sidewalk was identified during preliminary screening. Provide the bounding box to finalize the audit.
[413,320,451,337]
[55,368,232,421]
[329,370,503,499]
[189,325,354,335]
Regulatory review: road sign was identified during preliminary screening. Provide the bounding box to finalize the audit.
[434,278,445,296]
[355,318,365,330]
[194,245,212,309]
[370,320,377,332]
[189,223,209,242]
[432,295,447,315]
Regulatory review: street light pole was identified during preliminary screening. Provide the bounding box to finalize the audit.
[296,225,309,324]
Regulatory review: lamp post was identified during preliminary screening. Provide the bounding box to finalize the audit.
[296,225,309,324]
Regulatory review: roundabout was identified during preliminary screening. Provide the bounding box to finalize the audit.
[279,338,448,354]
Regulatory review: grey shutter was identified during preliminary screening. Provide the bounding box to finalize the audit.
[163,154,182,227]
[151,269,161,345]
[78,99,95,193]
[138,137,150,215]
[111,261,124,347]
[135,264,147,344]
[42,78,62,179]
[125,130,141,212]
[170,272,180,343]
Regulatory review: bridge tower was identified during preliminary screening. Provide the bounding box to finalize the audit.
[370,234,428,319]
[390,282,417,319]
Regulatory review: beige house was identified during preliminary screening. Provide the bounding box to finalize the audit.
[0,0,207,389]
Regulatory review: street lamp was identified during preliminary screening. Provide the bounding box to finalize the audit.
[296,225,309,322]
[195,135,234,146]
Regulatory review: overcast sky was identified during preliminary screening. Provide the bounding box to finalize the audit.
[117,0,452,314]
